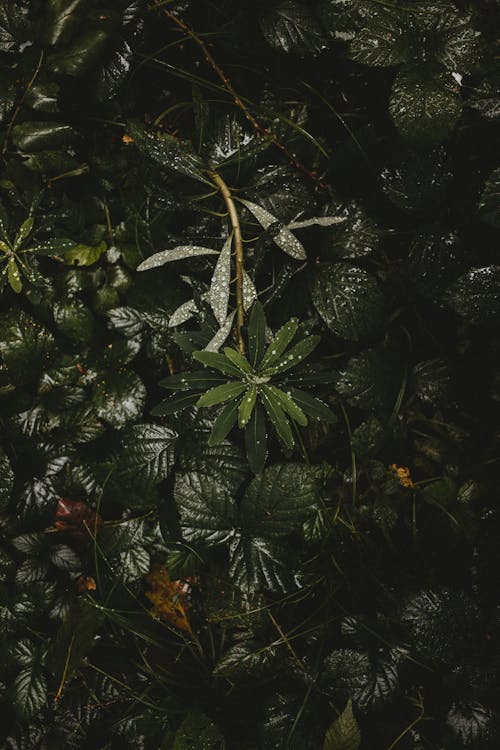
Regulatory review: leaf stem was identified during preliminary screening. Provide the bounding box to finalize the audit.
[210,170,245,353]
[2,50,44,155]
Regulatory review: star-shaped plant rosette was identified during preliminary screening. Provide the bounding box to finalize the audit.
[153,301,336,472]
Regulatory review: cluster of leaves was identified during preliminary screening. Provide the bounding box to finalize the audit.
[0,0,499,748]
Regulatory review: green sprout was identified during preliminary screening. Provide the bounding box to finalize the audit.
[153,301,336,472]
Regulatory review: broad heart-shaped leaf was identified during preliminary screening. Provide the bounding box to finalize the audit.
[311,263,384,341]
[174,471,237,544]
[173,711,224,750]
[126,121,211,185]
[349,6,408,67]
[0,309,55,384]
[245,400,268,474]
[14,657,47,720]
[229,535,292,594]
[259,0,326,56]
[444,267,500,324]
[53,300,95,344]
[323,699,361,750]
[92,369,146,428]
[209,233,232,326]
[239,199,306,260]
[240,463,318,537]
[137,245,219,271]
[0,449,14,511]
[120,424,177,484]
[389,65,462,144]
[479,167,500,228]
[248,300,267,368]
[446,702,495,746]
[64,240,106,266]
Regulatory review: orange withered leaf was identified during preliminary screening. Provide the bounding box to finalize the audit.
[389,464,414,488]
[77,575,97,593]
[144,566,193,636]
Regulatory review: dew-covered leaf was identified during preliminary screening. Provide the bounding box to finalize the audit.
[92,369,146,427]
[138,245,219,271]
[311,263,384,341]
[240,463,318,536]
[260,0,326,56]
[120,424,177,484]
[64,240,106,267]
[445,266,500,324]
[479,167,500,228]
[0,448,14,511]
[209,234,232,326]
[174,471,237,544]
[239,199,306,260]
[229,535,292,594]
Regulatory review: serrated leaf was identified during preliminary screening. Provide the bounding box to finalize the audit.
[239,199,306,260]
[445,266,500,324]
[53,300,95,343]
[138,245,219,271]
[390,65,462,144]
[14,660,47,719]
[197,381,245,408]
[311,263,384,341]
[209,234,232,326]
[240,463,318,536]
[49,544,81,572]
[173,712,224,750]
[260,0,326,55]
[229,535,291,594]
[0,448,14,511]
[479,167,500,228]
[324,699,361,750]
[174,471,237,544]
[0,310,55,384]
[121,424,177,484]
[93,369,146,427]
[349,6,407,67]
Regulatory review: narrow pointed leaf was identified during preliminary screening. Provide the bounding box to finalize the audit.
[193,350,242,377]
[323,698,361,750]
[209,398,240,445]
[168,299,198,327]
[209,233,233,325]
[245,401,267,474]
[248,300,267,368]
[151,392,200,416]
[239,385,257,428]
[260,388,294,450]
[205,311,235,352]
[289,387,336,424]
[8,257,22,292]
[197,381,245,408]
[263,335,320,375]
[13,216,34,250]
[137,245,219,271]
[223,347,253,374]
[242,269,257,310]
[260,317,299,370]
[265,385,307,426]
[239,199,306,260]
[159,371,226,390]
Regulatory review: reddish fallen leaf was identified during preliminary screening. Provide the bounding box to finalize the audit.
[55,498,103,538]
[77,575,97,593]
[144,567,194,636]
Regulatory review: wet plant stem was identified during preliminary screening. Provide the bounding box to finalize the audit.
[211,170,245,353]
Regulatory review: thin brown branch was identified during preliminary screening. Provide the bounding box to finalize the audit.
[210,170,245,354]
[157,5,332,193]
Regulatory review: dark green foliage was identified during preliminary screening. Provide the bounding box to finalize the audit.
[0,0,499,748]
